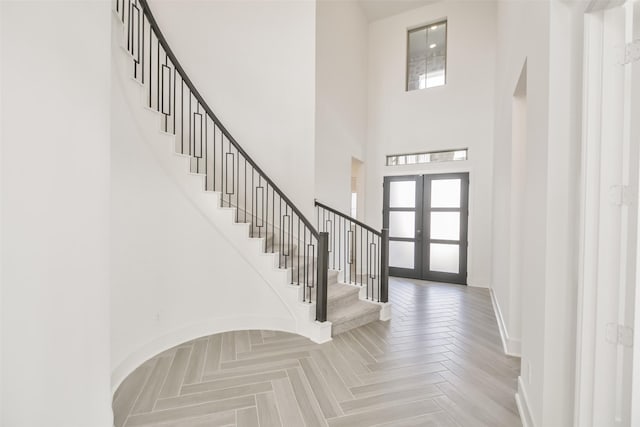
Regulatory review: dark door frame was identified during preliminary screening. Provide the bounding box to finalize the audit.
[383,173,469,285]
[382,175,423,279]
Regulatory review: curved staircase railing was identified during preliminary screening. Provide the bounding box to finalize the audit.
[115,0,329,322]
[315,200,389,303]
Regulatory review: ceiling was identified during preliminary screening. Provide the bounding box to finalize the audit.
[357,0,440,22]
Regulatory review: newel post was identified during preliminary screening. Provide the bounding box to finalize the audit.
[380,228,389,303]
[316,232,329,322]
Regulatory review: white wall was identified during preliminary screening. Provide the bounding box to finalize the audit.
[110,22,299,389]
[0,2,4,421]
[1,2,112,426]
[315,0,368,213]
[148,0,317,219]
[492,1,584,425]
[365,1,497,288]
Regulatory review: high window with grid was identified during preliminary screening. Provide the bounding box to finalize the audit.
[407,21,447,91]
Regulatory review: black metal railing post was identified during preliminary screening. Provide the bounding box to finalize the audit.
[380,228,389,303]
[316,232,329,322]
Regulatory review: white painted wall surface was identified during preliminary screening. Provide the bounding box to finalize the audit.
[1,2,112,426]
[541,3,582,425]
[0,2,4,421]
[147,0,317,219]
[492,1,550,422]
[492,1,584,425]
[315,0,368,213]
[365,1,497,288]
[110,21,299,390]
[0,1,4,422]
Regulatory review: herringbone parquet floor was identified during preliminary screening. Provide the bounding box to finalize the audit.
[113,278,522,427]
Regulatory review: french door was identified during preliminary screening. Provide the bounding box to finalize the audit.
[383,173,469,284]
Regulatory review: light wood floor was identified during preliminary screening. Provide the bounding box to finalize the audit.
[113,278,522,427]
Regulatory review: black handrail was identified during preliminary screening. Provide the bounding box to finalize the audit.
[135,0,318,239]
[314,200,380,235]
[115,0,329,317]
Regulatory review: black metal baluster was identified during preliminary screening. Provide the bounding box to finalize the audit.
[303,228,307,301]
[278,200,282,266]
[194,109,203,173]
[297,217,300,285]
[148,28,152,108]
[258,177,263,238]
[180,81,183,152]
[188,92,192,157]
[333,212,336,269]
[278,198,282,263]
[337,215,341,271]
[212,124,217,191]
[220,128,223,195]
[126,0,131,51]
[161,62,168,131]
[366,231,369,299]
[310,241,316,294]
[156,39,160,111]
[281,198,285,267]
[264,184,270,251]
[220,135,225,207]
[172,63,176,135]
[236,146,239,222]
[345,221,349,283]
[141,17,145,85]
[226,150,234,208]
[250,168,254,235]
[288,208,292,269]
[360,225,363,286]
[205,115,209,189]
[377,234,381,302]
[130,2,140,79]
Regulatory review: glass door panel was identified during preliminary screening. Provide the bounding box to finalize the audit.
[429,212,460,240]
[430,179,461,208]
[389,211,416,238]
[389,241,415,269]
[389,181,416,208]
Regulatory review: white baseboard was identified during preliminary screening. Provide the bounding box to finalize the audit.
[467,278,489,288]
[489,288,522,357]
[516,376,536,427]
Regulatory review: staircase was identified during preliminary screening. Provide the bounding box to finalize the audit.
[113,0,389,340]
[255,228,387,335]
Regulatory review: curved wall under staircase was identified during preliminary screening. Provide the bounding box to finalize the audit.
[110,11,309,390]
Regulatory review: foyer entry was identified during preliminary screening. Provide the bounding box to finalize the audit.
[383,173,469,284]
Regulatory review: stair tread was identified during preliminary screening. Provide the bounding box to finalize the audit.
[328,299,380,324]
[327,283,360,301]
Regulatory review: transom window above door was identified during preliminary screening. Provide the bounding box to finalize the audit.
[406,20,447,91]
